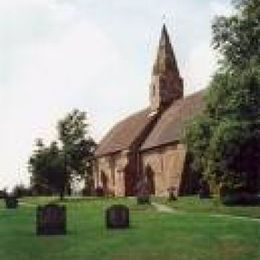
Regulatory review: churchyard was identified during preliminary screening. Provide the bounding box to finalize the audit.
[0,196,259,260]
[0,0,259,259]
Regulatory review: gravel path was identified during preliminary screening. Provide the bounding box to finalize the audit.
[211,213,260,222]
[151,202,260,223]
[151,202,176,213]
[19,202,35,207]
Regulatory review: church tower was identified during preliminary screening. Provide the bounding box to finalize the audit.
[150,24,183,112]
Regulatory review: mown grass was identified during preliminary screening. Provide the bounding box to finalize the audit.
[154,195,260,218]
[0,196,259,260]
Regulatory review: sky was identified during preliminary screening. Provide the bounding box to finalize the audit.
[0,0,232,190]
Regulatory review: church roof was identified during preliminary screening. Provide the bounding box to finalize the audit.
[95,108,154,157]
[141,90,205,151]
[95,90,205,157]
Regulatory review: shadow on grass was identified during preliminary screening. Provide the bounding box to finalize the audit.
[220,194,260,207]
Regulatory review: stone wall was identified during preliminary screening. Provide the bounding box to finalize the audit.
[113,152,128,196]
[150,74,183,112]
[141,143,187,196]
[94,143,192,197]
[94,151,129,196]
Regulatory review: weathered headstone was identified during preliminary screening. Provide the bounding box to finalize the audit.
[167,186,177,201]
[136,177,150,204]
[5,196,18,209]
[36,204,66,235]
[106,204,129,229]
[137,195,150,204]
[199,179,211,199]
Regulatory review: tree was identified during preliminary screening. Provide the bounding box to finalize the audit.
[185,0,260,199]
[29,109,96,199]
[57,109,96,194]
[29,140,65,199]
[212,0,260,69]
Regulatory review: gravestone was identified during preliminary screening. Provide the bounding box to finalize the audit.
[199,180,211,199]
[167,186,177,201]
[5,196,18,209]
[137,195,150,204]
[36,204,66,235]
[106,204,129,229]
[136,177,150,205]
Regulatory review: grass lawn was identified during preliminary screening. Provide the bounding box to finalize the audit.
[0,196,259,260]
[155,195,260,218]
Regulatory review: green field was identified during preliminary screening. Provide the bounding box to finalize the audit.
[0,196,260,260]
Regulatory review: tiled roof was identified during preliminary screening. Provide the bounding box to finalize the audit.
[95,108,154,157]
[95,90,205,157]
[141,90,205,151]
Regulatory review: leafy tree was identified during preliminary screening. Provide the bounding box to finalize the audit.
[57,109,96,194]
[212,0,260,69]
[29,140,65,199]
[29,109,96,200]
[185,0,260,197]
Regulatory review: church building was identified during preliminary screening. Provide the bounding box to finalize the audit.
[94,25,205,196]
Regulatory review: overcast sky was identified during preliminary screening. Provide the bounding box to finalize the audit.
[0,0,232,190]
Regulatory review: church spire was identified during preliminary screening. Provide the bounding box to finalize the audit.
[150,24,183,112]
[152,24,179,75]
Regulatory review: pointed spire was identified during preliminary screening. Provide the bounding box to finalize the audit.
[152,24,179,75]
[149,24,183,111]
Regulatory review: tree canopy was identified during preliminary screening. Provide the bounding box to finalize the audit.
[212,0,260,69]
[185,0,260,196]
[57,109,96,193]
[29,109,96,199]
[29,140,65,196]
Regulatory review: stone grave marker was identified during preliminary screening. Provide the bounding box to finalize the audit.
[167,186,177,201]
[136,177,150,205]
[36,204,66,235]
[106,204,129,229]
[199,180,211,199]
[137,195,150,204]
[5,196,18,209]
